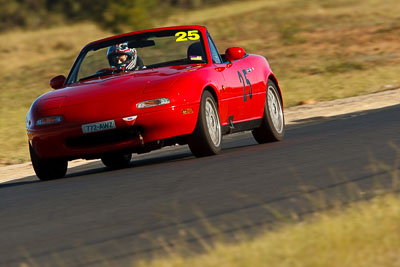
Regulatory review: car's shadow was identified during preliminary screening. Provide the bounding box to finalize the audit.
[67,140,259,176]
[66,150,195,178]
[1,134,260,188]
[0,179,40,188]
[65,133,261,178]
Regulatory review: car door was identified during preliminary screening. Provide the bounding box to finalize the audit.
[206,34,248,125]
[221,53,268,126]
[207,34,265,126]
[220,58,256,122]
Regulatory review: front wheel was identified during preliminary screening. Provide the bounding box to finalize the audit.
[188,91,222,157]
[252,80,285,143]
[29,143,68,181]
[101,152,132,169]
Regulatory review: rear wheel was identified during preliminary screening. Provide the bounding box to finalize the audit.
[29,143,68,181]
[101,152,132,169]
[188,91,222,157]
[252,79,285,143]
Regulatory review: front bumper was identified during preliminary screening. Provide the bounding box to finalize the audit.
[28,104,199,159]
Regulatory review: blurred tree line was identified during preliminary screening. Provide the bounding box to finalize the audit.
[0,0,234,33]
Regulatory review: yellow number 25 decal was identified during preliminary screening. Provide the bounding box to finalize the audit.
[175,30,200,42]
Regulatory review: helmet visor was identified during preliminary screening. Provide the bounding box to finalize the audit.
[109,54,130,66]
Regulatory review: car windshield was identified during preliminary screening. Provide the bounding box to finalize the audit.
[66,29,207,84]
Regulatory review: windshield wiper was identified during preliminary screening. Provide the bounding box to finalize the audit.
[79,68,121,82]
[146,58,205,69]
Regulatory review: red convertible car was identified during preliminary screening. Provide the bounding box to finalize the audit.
[26,25,285,180]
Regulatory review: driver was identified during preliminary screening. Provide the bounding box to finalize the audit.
[107,42,142,71]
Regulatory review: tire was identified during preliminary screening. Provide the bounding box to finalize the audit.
[101,151,132,169]
[252,79,285,143]
[29,143,68,181]
[188,90,222,157]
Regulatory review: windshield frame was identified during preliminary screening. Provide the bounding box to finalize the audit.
[65,27,209,85]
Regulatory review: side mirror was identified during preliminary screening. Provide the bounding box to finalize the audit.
[225,47,246,62]
[50,75,66,90]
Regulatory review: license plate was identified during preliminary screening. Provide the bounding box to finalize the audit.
[82,120,116,134]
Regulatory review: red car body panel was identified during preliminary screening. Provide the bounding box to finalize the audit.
[26,25,282,160]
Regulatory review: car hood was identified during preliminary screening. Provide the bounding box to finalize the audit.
[36,65,202,122]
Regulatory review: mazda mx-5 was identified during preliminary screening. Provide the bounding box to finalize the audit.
[26,25,285,180]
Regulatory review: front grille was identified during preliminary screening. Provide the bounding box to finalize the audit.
[65,127,140,148]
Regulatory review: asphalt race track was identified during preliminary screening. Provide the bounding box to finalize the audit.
[1,105,399,266]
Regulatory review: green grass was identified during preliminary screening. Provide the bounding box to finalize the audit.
[137,193,400,267]
[1,0,400,164]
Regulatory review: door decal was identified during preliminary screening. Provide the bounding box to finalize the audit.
[237,69,253,102]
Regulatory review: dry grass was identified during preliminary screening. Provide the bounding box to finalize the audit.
[199,0,400,106]
[0,24,108,164]
[1,0,400,164]
[138,193,400,267]
[164,0,286,26]
[137,144,400,266]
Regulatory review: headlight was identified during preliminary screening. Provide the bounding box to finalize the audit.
[136,98,170,109]
[36,116,63,126]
